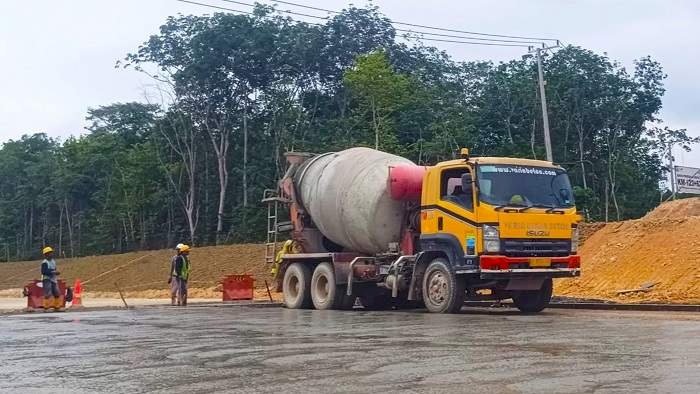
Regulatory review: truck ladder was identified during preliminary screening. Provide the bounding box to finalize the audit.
[261,189,291,265]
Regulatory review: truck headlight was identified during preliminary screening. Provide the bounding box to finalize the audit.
[571,227,579,253]
[482,225,500,253]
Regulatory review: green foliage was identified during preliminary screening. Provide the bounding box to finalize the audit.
[0,6,688,260]
[344,51,412,152]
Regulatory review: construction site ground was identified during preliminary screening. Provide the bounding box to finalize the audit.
[2,198,700,307]
[2,305,699,393]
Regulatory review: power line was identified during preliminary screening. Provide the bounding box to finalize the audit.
[177,0,532,47]
[177,0,257,16]
[223,0,544,44]
[214,0,535,47]
[259,0,559,43]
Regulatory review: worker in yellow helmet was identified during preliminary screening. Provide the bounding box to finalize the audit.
[40,246,62,311]
[170,244,191,306]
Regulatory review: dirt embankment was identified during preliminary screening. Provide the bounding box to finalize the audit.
[0,244,276,300]
[556,198,700,303]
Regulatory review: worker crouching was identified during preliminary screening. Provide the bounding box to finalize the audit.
[168,244,191,306]
[40,246,62,311]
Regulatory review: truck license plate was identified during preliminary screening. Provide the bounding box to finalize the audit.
[529,258,551,267]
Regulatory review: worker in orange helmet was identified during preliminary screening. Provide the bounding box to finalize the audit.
[40,246,62,311]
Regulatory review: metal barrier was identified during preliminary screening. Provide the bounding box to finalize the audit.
[23,280,67,310]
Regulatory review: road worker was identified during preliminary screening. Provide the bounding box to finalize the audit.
[40,246,62,311]
[170,244,191,306]
[272,240,295,278]
[168,243,184,306]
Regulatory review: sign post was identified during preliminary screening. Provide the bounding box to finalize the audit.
[674,166,700,195]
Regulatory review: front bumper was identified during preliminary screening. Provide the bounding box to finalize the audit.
[455,255,581,279]
[479,267,580,279]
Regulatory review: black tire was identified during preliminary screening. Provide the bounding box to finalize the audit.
[512,278,553,313]
[422,258,466,313]
[282,263,313,309]
[310,262,354,310]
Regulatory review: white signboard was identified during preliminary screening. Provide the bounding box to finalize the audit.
[675,166,700,195]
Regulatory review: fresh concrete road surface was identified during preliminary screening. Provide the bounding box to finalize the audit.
[1,306,699,393]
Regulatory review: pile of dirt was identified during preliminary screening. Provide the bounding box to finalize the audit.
[556,198,700,303]
[0,244,271,299]
[577,222,607,244]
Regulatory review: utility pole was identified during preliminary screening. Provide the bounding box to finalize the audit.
[529,42,560,162]
[668,142,677,200]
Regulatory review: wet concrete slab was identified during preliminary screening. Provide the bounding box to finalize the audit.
[1,306,699,393]
[0,298,222,313]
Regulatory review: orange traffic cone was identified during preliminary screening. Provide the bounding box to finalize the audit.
[70,279,84,309]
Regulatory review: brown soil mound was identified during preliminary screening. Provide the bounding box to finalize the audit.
[642,197,700,221]
[0,244,270,298]
[578,222,607,244]
[556,198,700,303]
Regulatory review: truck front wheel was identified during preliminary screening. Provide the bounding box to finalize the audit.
[311,262,354,310]
[422,258,466,313]
[283,263,312,309]
[512,278,553,313]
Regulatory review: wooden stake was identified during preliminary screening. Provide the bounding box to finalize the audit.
[114,282,130,309]
[264,280,273,302]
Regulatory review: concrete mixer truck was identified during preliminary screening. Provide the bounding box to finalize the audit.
[263,147,581,314]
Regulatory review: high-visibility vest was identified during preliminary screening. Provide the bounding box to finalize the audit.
[180,256,190,281]
[41,259,57,281]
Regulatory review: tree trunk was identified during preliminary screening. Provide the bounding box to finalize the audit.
[64,198,74,258]
[204,118,230,243]
[58,202,63,256]
[242,101,249,207]
[28,205,33,256]
[371,98,379,149]
[604,179,609,223]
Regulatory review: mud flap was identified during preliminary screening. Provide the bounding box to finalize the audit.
[505,277,545,291]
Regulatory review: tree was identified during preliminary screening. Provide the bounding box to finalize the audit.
[344,51,411,151]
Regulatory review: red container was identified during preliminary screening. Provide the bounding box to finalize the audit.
[25,280,67,309]
[222,274,254,301]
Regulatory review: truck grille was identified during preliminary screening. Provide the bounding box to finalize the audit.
[501,239,571,257]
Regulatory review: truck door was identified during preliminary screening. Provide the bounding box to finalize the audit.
[420,166,479,269]
[421,167,478,251]
[438,167,478,244]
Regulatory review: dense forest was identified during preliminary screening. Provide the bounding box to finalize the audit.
[0,5,693,261]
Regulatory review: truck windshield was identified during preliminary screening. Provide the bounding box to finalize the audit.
[476,164,575,208]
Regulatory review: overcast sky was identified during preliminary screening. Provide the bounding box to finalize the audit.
[1,0,698,166]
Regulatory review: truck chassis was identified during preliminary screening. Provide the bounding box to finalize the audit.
[277,251,580,313]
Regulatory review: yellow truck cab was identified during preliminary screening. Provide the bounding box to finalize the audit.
[416,149,580,312]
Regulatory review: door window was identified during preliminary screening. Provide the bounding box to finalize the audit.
[440,168,473,211]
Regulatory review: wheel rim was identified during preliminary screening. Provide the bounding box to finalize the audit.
[288,274,300,299]
[427,270,449,306]
[315,274,330,303]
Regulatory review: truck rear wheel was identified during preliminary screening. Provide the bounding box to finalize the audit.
[512,278,552,313]
[422,258,466,313]
[283,263,312,309]
[311,262,354,310]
